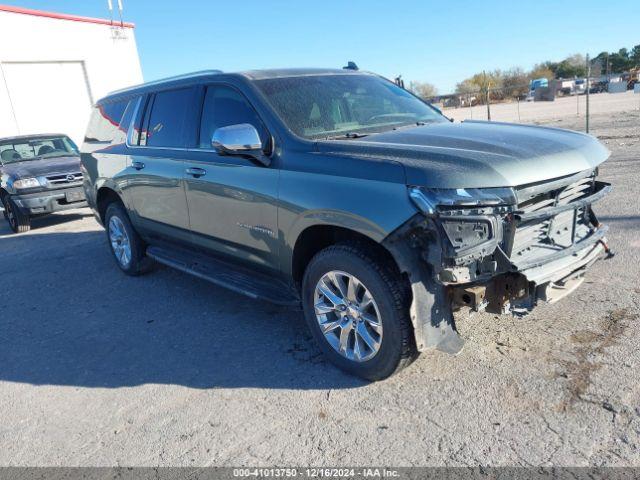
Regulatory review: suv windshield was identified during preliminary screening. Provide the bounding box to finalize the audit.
[254,74,446,139]
[0,136,78,165]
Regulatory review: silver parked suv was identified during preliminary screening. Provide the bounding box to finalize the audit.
[81,68,612,380]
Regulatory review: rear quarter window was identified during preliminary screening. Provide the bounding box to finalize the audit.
[84,98,136,145]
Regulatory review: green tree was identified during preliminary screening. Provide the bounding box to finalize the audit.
[631,45,640,65]
[592,51,609,75]
[612,48,631,71]
[592,48,633,74]
[554,54,587,78]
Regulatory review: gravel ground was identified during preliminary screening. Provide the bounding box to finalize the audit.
[0,105,638,467]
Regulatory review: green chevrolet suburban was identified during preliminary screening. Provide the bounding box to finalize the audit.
[81,68,611,380]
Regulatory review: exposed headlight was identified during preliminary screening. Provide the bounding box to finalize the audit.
[13,177,41,190]
[409,186,517,214]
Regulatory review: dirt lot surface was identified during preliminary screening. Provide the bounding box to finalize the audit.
[446,90,639,124]
[1,99,638,467]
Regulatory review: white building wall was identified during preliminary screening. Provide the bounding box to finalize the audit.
[0,8,143,144]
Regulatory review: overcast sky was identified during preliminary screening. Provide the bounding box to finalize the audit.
[3,0,638,93]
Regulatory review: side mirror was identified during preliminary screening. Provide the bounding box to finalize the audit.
[211,123,270,166]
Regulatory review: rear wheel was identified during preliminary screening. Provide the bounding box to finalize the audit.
[104,202,153,275]
[3,196,30,233]
[302,244,417,381]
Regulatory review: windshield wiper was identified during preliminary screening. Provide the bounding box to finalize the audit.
[392,121,434,131]
[325,132,370,140]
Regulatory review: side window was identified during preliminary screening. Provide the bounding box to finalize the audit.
[84,99,129,143]
[119,99,136,134]
[144,88,195,148]
[101,102,128,128]
[199,86,266,149]
[131,95,148,146]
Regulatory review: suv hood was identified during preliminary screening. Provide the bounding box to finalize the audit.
[1,155,81,179]
[316,121,610,188]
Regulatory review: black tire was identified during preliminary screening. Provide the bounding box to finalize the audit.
[301,244,417,381]
[3,196,30,233]
[104,202,153,276]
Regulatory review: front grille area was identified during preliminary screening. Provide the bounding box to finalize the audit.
[505,170,609,270]
[45,172,83,186]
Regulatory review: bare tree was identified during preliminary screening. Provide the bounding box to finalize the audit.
[502,67,529,98]
[408,81,438,99]
[455,70,502,103]
[528,64,555,81]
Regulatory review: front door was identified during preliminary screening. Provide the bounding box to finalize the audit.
[183,85,280,272]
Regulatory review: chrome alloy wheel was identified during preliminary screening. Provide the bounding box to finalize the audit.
[108,215,132,267]
[313,271,383,362]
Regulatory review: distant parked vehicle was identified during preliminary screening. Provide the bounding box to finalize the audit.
[526,77,549,101]
[0,134,87,233]
[626,67,639,90]
[589,81,607,94]
[555,79,576,97]
[574,78,586,94]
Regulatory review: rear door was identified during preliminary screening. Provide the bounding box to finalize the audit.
[183,84,280,271]
[125,87,198,242]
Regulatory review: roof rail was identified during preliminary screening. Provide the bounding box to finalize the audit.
[106,69,224,97]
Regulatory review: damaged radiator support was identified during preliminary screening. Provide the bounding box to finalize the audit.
[446,171,611,316]
[451,274,531,315]
[383,168,611,354]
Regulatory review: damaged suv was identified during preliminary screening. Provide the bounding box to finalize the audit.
[81,69,611,380]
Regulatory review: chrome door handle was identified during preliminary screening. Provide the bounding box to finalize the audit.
[132,161,145,170]
[186,167,206,178]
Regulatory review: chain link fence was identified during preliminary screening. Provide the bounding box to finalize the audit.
[421,80,639,133]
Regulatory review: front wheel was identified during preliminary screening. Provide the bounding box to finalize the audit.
[3,196,30,233]
[301,244,417,381]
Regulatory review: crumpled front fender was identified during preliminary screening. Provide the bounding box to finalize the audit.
[382,215,464,355]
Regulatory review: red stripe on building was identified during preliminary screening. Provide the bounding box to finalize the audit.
[0,4,135,28]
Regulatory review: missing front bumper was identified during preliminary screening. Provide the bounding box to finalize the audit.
[451,239,608,315]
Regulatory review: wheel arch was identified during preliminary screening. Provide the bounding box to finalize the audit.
[96,186,124,224]
[289,223,404,290]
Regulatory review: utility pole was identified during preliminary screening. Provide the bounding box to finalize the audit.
[586,54,591,133]
[577,76,580,116]
[484,71,491,121]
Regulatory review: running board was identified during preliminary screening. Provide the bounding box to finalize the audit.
[146,246,300,306]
